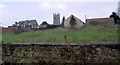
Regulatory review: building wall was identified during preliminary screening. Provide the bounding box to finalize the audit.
[64,15,84,29]
[8,26,16,30]
[39,25,47,29]
[18,20,39,29]
[2,27,16,33]
[64,16,71,28]
[2,28,13,33]
[53,13,60,25]
[86,18,114,25]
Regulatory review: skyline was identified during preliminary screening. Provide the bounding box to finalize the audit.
[0,1,119,27]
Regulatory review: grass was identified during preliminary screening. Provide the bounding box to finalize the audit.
[2,25,118,43]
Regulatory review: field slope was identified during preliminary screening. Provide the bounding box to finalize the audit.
[2,25,118,43]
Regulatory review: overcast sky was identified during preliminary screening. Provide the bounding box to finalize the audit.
[0,0,119,27]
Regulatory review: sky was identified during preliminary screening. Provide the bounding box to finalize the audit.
[118,1,120,16]
[0,0,119,27]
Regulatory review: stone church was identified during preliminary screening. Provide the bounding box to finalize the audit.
[64,15,84,29]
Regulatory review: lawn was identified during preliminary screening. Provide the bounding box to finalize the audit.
[2,25,118,43]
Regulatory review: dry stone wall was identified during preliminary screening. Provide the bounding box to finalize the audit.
[2,43,120,63]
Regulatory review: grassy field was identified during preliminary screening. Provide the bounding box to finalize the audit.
[2,25,118,43]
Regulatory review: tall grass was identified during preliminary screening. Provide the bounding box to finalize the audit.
[2,25,118,43]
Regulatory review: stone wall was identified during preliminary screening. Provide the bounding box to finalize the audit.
[2,43,120,63]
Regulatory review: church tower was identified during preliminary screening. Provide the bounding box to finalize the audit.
[53,13,60,25]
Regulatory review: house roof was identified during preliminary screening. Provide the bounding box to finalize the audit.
[26,20,38,26]
[65,15,84,24]
[19,20,38,26]
[86,18,114,22]
[40,21,49,25]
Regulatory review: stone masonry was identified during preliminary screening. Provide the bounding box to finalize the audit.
[2,43,120,63]
[53,13,60,25]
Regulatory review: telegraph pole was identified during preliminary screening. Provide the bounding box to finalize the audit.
[85,15,87,23]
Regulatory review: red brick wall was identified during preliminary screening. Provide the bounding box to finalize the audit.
[8,26,16,30]
[86,18,114,25]
[2,27,16,33]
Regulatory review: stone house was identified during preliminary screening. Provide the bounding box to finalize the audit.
[86,18,114,25]
[13,19,39,29]
[64,15,84,29]
[39,21,49,29]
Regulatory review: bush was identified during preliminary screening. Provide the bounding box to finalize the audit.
[13,29,29,34]
[47,25,61,29]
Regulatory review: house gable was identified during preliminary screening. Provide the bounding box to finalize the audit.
[64,15,84,29]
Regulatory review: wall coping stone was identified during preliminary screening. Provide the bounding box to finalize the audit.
[2,42,119,45]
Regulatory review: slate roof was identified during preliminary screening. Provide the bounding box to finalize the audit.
[40,21,49,25]
[25,20,38,26]
[18,20,38,28]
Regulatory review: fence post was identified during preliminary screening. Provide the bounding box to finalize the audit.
[64,35,67,43]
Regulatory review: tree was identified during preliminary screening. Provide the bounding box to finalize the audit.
[109,12,120,24]
[70,15,76,29]
[15,22,17,24]
[61,16,65,27]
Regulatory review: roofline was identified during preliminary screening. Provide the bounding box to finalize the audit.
[86,17,113,20]
[19,19,37,22]
[69,14,84,24]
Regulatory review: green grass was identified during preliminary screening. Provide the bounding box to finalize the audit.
[2,25,118,43]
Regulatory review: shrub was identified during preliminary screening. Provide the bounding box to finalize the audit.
[13,29,29,34]
[47,25,61,29]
